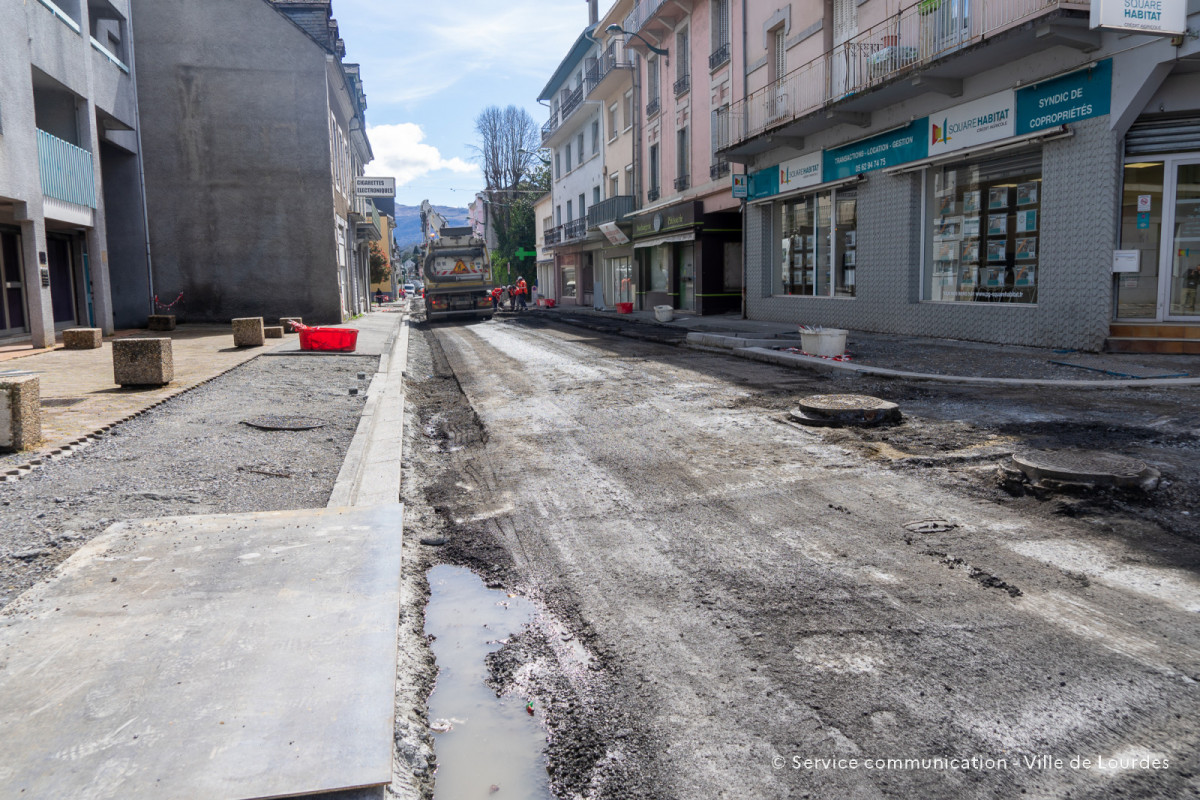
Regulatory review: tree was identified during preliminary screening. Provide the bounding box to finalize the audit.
[471,105,542,280]
[369,239,391,285]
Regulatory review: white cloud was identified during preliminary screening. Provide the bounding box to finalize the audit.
[366,123,480,187]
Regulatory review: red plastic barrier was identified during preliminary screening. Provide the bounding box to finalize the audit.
[545,299,556,308]
[616,302,633,314]
[299,327,358,352]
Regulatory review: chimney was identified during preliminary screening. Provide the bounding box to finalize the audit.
[588,0,598,25]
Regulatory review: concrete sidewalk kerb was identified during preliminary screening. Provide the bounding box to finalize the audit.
[530,307,1200,388]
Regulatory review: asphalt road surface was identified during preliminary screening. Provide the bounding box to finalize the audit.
[404,313,1200,800]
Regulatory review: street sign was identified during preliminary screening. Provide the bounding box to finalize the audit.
[515,247,537,259]
[731,174,748,199]
[355,176,395,197]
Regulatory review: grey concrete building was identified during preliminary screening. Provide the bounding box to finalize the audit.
[724,0,1200,353]
[130,0,377,325]
[0,0,151,346]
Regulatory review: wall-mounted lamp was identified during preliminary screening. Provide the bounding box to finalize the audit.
[606,24,669,56]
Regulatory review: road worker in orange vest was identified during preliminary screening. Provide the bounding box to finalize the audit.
[515,277,528,312]
[490,286,503,311]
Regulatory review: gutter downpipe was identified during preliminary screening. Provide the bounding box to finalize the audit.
[740,0,748,319]
[126,0,155,315]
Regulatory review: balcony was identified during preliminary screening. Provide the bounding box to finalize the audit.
[623,0,669,34]
[545,225,563,246]
[674,175,689,191]
[709,42,731,71]
[586,41,633,100]
[724,0,1092,155]
[673,74,690,97]
[709,160,730,180]
[542,84,586,145]
[646,97,660,118]
[587,195,635,229]
[647,187,660,202]
[37,129,96,209]
[564,218,587,240]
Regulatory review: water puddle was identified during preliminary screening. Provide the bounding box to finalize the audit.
[425,564,551,799]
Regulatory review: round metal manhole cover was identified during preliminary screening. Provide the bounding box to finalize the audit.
[241,415,326,431]
[789,394,901,427]
[903,519,957,534]
[800,394,896,413]
[1011,449,1158,489]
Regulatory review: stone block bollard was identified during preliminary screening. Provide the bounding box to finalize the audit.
[63,328,102,349]
[0,375,41,451]
[264,326,284,339]
[147,314,176,331]
[232,317,265,347]
[113,338,174,386]
[279,317,303,333]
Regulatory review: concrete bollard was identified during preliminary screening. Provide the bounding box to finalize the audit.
[147,314,176,331]
[264,326,284,339]
[113,338,174,386]
[279,317,303,333]
[0,375,41,451]
[232,317,265,347]
[63,328,102,349]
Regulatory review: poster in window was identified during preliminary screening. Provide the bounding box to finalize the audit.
[959,267,976,286]
[962,191,981,215]
[987,241,1007,262]
[1014,265,1036,287]
[844,230,856,248]
[961,217,981,238]
[984,268,1004,287]
[1017,182,1038,206]
[1016,237,1037,260]
[935,217,962,240]
[1016,209,1037,233]
[987,214,1008,236]
[937,170,958,197]
[961,241,979,264]
[988,188,1009,210]
[937,195,957,216]
[934,240,959,263]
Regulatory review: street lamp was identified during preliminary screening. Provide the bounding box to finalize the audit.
[605,24,669,56]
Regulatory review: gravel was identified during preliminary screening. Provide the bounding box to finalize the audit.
[0,354,376,609]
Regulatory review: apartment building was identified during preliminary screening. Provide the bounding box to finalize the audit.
[534,192,554,301]
[620,0,744,315]
[725,0,1200,351]
[131,0,377,324]
[540,18,607,306]
[0,0,151,346]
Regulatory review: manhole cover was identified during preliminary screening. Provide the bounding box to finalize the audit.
[789,394,901,427]
[241,416,326,431]
[40,398,85,408]
[1011,449,1159,490]
[903,519,957,534]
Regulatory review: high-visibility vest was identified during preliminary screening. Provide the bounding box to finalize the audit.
[516,280,527,295]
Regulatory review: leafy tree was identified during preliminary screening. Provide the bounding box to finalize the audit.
[369,239,391,285]
[471,105,544,281]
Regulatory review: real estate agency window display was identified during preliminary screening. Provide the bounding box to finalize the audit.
[925,150,1042,303]
[775,189,858,297]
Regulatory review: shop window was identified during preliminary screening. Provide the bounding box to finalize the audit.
[649,245,669,291]
[609,256,633,303]
[562,266,577,297]
[924,150,1042,304]
[776,188,856,297]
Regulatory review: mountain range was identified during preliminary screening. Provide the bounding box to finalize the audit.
[391,204,470,249]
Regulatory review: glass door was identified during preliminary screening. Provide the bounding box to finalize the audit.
[1167,160,1200,319]
[1116,161,1164,319]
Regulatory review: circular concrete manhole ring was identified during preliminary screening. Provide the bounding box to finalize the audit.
[241,415,326,431]
[789,394,901,427]
[903,519,957,534]
[1010,449,1160,490]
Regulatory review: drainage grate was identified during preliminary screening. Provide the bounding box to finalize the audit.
[241,415,326,431]
[41,397,85,408]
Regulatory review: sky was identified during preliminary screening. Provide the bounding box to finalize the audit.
[329,0,591,209]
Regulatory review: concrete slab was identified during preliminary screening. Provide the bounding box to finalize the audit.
[0,504,403,800]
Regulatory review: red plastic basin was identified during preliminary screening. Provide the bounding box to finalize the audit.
[299,327,358,352]
[616,302,633,314]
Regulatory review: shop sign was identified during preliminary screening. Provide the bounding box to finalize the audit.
[354,176,395,197]
[731,174,748,198]
[1090,0,1186,35]
[599,221,630,245]
[1015,60,1112,134]
[929,91,1016,157]
[778,152,822,191]
[631,202,698,239]
[823,119,929,181]
[748,167,779,200]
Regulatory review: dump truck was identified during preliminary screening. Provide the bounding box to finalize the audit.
[419,200,493,321]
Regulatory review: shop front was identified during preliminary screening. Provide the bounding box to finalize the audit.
[629,201,742,315]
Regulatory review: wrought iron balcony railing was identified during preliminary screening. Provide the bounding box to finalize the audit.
[587,195,635,229]
[674,175,690,191]
[709,42,731,71]
[646,97,660,117]
[647,187,660,202]
[709,160,730,180]
[673,74,690,97]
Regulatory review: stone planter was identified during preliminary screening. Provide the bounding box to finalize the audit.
[113,338,174,386]
[0,375,41,451]
[147,314,176,331]
[63,328,102,349]
[232,317,265,347]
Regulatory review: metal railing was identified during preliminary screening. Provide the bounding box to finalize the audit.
[727,0,1088,148]
[647,186,660,202]
[560,85,584,122]
[673,74,690,97]
[646,97,660,117]
[90,36,129,73]
[710,160,730,180]
[623,0,669,35]
[587,195,635,228]
[563,218,588,240]
[587,41,633,96]
[541,116,559,142]
[674,175,690,191]
[545,225,563,245]
[709,42,731,70]
[37,129,96,208]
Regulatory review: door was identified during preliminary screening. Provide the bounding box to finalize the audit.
[0,230,28,335]
[46,235,77,328]
[677,244,695,311]
[1166,160,1200,319]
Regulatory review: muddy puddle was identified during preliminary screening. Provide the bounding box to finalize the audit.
[425,564,551,799]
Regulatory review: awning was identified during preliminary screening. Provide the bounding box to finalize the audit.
[632,230,696,249]
[748,174,865,206]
